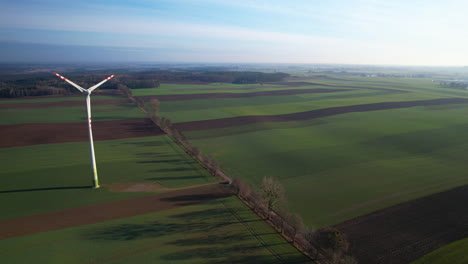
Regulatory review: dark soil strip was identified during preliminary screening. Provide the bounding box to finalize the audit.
[334,184,468,264]
[267,81,409,93]
[0,185,231,239]
[173,86,280,91]
[174,98,468,131]
[138,88,348,101]
[0,118,164,148]
[338,85,408,93]
[0,99,130,109]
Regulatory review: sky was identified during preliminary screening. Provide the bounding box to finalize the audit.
[0,0,467,65]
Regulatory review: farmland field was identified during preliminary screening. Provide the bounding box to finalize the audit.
[0,193,310,264]
[0,93,309,263]
[141,75,468,263]
[412,237,468,264]
[3,73,468,263]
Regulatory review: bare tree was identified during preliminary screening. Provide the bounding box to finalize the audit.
[160,117,172,130]
[191,146,201,157]
[260,177,286,211]
[302,227,316,243]
[149,98,160,121]
[231,178,245,195]
[287,213,305,242]
[300,227,317,255]
[231,178,253,199]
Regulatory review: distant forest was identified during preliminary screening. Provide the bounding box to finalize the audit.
[0,70,289,98]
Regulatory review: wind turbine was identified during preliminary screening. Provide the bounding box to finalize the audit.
[54,72,115,188]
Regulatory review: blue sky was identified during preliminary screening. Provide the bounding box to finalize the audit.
[1,0,467,65]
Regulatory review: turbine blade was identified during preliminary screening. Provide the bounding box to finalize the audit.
[88,74,115,92]
[53,72,85,93]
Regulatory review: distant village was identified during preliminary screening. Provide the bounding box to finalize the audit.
[437,79,468,90]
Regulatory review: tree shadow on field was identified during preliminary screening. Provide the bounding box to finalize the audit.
[207,254,310,264]
[159,193,232,206]
[136,153,178,158]
[168,233,251,247]
[137,159,183,164]
[146,175,204,181]
[161,244,310,264]
[80,116,128,121]
[161,244,261,261]
[85,220,234,241]
[121,141,164,147]
[148,167,193,173]
[205,255,293,264]
[170,208,230,221]
[0,185,91,194]
[170,207,264,225]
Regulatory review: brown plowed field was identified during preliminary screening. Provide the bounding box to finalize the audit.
[334,185,468,264]
[0,118,164,148]
[174,98,468,131]
[0,98,129,109]
[138,88,348,101]
[0,184,231,239]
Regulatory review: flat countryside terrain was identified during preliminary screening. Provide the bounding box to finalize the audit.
[137,75,468,264]
[0,93,309,263]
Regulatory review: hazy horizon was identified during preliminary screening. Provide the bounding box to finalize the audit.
[1,0,467,66]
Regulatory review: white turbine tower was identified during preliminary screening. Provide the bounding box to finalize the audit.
[54,72,115,188]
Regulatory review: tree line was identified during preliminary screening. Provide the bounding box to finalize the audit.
[439,81,468,90]
[231,177,357,264]
[0,73,159,98]
[0,70,289,98]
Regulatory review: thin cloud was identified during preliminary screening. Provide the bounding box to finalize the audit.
[1,0,468,65]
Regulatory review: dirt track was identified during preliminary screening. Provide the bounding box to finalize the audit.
[334,184,468,264]
[0,184,231,240]
[174,98,468,131]
[0,118,163,148]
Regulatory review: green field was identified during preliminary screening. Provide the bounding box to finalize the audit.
[412,238,468,264]
[132,83,284,96]
[0,196,310,264]
[0,102,143,125]
[0,95,118,104]
[142,76,468,261]
[145,76,468,228]
[0,136,215,219]
[0,92,308,263]
[186,106,468,226]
